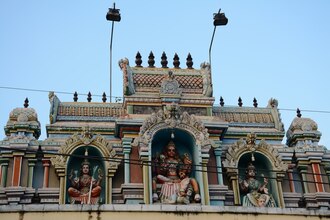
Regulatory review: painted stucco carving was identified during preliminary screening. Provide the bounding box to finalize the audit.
[223,133,287,172]
[119,58,135,96]
[200,62,213,97]
[4,107,41,140]
[160,71,182,95]
[133,103,214,150]
[286,117,322,148]
[51,129,118,170]
[48,91,60,124]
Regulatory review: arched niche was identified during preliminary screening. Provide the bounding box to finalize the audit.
[223,133,288,207]
[66,146,106,204]
[50,128,119,204]
[238,152,279,207]
[132,103,214,205]
[152,129,195,166]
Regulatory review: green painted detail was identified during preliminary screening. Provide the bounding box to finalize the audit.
[127,105,133,114]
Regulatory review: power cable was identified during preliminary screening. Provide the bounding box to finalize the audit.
[0,146,328,184]
[0,86,122,99]
[2,86,330,114]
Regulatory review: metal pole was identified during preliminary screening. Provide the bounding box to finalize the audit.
[110,20,115,103]
[209,25,217,70]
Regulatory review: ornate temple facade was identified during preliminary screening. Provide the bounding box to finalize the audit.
[0,53,329,219]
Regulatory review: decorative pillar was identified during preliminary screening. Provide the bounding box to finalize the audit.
[214,143,223,185]
[311,162,325,192]
[276,172,286,208]
[228,171,240,205]
[0,159,9,187]
[42,159,51,188]
[141,158,150,204]
[27,159,37,188]
[56,168,66,204]
[287,164,296,193]
[323,163,330,184]
[127,106,133,114]
[12,153,24,186]
[122,138,132,184]
[138,141,151,204]
[107,168,117,204]
[201,156,210,205]
[297,164,309,193]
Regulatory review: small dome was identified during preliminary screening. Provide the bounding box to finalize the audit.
[287,117,318,134]
[8,107,39,123]
[5,107,41,140]
[286,117,321,148]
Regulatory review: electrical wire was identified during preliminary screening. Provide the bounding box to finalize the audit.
[1,86,330,183]
[2,86,330,114]
[0,86,122,99]
[0,146,328,184]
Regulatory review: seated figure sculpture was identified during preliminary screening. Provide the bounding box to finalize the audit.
[176,155,201,204]
[152,141,200,204]
[239,163,276,207]
[67,150,103,204]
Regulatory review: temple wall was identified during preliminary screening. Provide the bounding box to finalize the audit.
[207,148,218,185]
[130,145,143,183]
[21,159,28,187]
[6,159,13,187]
[0,205,329,220]
[48,166,59,188]
[307,165,317,193]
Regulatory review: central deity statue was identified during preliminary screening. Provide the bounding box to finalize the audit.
[67,149,103,204]
[239,163,276,207]
[152,141,200,204]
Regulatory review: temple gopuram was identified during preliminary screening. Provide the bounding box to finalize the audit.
[0,52,329,219]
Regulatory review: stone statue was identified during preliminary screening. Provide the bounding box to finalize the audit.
[119,58,135,95]
[67,149,103,204]
[239,163,276,207]
[200,62,213,97]
[152,141,200,204]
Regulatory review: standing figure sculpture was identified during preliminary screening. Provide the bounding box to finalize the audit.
[152,141,200,204]
[67,149,103,204]
[239,163,276,207]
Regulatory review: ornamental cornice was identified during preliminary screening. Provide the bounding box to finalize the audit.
[223,133,287,172]
[132,103,214,150]
[50,127,118,170]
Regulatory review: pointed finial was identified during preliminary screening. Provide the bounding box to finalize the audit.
[253,97,258,108]
[186,53,193,69]
[297,108,302,118]
[161,51,168,68]
[148,51,155,67]
[102,92,107,103]
[238,97,243,107]
[73,91,78,102]
[220,96,224,106]
[87,92,92,102]
[173,53,180,68]
[24,97,29,108]
[135,51,142,67]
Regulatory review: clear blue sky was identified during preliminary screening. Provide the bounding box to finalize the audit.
[1,1,329,147]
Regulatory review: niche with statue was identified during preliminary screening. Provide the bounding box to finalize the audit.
[66,147,105,204]
[151,129,201,204]
[223,133,287,207]
[238,152,277,207]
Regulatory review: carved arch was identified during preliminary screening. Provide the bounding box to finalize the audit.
[132,103,214,152]
[222,133,288,207]
[132,103,214,204]
[50,128,120,204]
[51,131,118,170]
[223,134,287,172]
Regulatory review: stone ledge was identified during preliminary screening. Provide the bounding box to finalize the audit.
[0,205,329,216]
